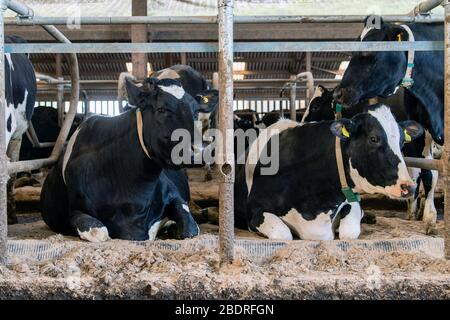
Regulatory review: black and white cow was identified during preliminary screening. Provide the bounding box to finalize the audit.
[4,35,37,224]
[41,77,200,241]
[302,86,439,233]
[333,20,443,233]
[234,104,422,240]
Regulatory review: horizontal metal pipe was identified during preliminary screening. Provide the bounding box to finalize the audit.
[4,41,444,54]
[3,15,444,25]
[404,157,443,171]
[410,0,443,16]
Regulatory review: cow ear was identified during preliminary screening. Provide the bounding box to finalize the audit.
[330,119,357,140]
[195,89,219,113]
[125,78,144,107]
[399,120,423,143]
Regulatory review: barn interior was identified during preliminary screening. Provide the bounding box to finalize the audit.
[1,0,450,299]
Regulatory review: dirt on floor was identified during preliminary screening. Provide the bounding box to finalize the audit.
[2,168,449,299]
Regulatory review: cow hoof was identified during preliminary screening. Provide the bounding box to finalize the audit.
[361,212,377,224]
[78,227,111,242]
[425,223,438,236]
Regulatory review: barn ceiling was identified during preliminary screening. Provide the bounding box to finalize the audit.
[6,0,443,100]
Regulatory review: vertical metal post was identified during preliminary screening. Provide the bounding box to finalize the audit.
[305,52,312,106]
[0,0,7,264]
[290,75,296,120]
[444,0,450,259]
[218,0,234,265]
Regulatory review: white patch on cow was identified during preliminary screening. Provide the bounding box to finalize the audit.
[11,89,29,140]
[78,226,110,242]
[199,111,211,137]
[337,202,362,240]
[360,26,374,40]
[62,127,81,184]
[255,123,266,129]
[422,131,438,229]
[256,212,292,240]
[349,105,414,198]
[148,217,169,241]
[281,209,334,240]
[245,119,299,194]
[5,53,14,71]
[182,203,190,212]
[158,84,185,99]
[156,68,180,80]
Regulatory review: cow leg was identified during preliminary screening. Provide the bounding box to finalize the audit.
[338,203,363,240]
[165,198,199,239]
[70,211,111,242]
[420,169,438,235]
[249,211,293,240]
[6,137,22,224]
[406,167,421,221]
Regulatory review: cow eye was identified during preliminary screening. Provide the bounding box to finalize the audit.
[370,136,380,144]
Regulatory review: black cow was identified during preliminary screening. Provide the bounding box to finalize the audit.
[19,106,84,162]
[334,20,443,145]
[234,104,422,240]
[41,78,200,241]
[302,86,439,234]
[4,35,37,224]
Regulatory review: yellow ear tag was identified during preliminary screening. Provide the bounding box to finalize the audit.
[404,129,412,143]
[342,126,350,138]
[202,96,209,104]
[397,34,402,42]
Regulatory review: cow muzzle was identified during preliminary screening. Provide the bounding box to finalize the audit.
[385,180,416,199]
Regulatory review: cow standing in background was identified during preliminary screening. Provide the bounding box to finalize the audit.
[4,35,37,224]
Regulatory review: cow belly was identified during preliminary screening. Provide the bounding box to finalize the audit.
[281,209,334,240]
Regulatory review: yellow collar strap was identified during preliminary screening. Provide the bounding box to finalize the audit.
[136,108,151,158]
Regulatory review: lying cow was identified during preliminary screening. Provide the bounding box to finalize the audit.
[234,104,422,240]
[304,85,439,234]
[41,77,199,241]
[4,35,37,224]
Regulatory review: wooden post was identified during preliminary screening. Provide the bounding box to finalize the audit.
[218,0,234,265]
[131,0,148,80]
[444,0,450,259]
[0,0,7,264]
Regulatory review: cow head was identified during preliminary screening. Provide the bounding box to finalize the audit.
[302,85,335,122]
[330,104,423,199]
[126,77,196,168]
[334,22,409,106]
